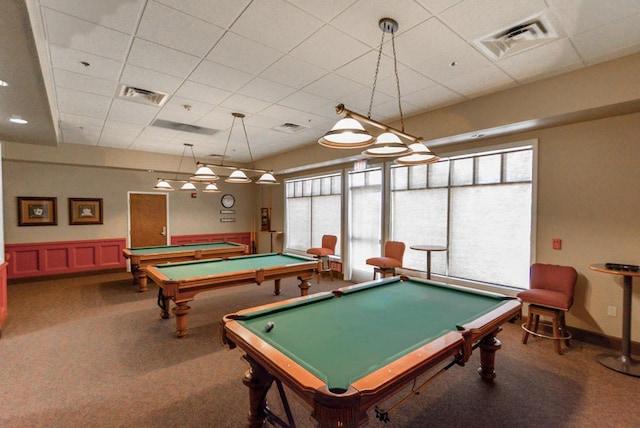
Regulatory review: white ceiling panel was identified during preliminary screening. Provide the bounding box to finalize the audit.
[136,1,224,56]
[6,0,639,164]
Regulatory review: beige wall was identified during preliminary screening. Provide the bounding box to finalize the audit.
[1,53,639,342]
[1,158,266,245]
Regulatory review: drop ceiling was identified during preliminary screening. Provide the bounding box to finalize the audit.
[1,0,639,164]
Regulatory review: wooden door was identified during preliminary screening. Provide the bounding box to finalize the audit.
[128,193,168,248]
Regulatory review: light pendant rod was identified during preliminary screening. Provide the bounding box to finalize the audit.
[335,104,424,144]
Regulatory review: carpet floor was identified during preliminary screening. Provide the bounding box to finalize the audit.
[0,271,638,427]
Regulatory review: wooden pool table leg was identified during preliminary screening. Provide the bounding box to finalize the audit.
[273,279,281,295]
[477,328,502,383]
[171,302,191,338]
[242,355,273,428]
[137,274,148,292]
[298,276,311,296]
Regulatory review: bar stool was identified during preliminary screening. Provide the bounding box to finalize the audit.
[518,263,577,355]
[306,235,337,283]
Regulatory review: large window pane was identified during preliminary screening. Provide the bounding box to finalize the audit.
[349,169,381,282]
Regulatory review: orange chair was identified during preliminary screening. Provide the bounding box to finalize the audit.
[518,263,578,355]
[366,241,405,280]
[307,235,337,283]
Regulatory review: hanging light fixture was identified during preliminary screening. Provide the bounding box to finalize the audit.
[203,183,220,193]
[153,143,219,192]
[195,113,279,185]
[319,18,438,164]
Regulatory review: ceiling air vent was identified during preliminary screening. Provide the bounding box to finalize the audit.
[117,84,168,106]
[151,119,218,136]
[272,122,307,134]
[474,13,561,60]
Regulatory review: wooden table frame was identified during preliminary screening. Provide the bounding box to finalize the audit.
[147,254,320,338]
[123,242,248,292]
[223,279,521,427]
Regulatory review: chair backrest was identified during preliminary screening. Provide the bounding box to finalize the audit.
[321,235,337,252]
[530,263,578,305]
[384,241,405,264]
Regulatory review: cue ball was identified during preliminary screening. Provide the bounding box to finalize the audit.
[265,321,275,332]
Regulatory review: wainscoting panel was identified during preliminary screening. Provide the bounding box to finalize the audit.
[6,233,252,279]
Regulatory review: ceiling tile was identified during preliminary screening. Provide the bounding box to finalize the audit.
[412,44,494,83]
[220,94,272,114]
[443,65,515,98]
[230,0,323,52]
[40,0,145,34]
[237,77,296,103]
[120,64,183,94]
[107,98,160,125]
[302,73,365,101]
[402,83,464,111]
[259,55,329,89]
[207,32,283,75]
[290,25,370,71]
[43,8,132,61]
[189,60,254,92]
[128,38,201,78]
[61,126,100,144]
[547,0,640,37]
[155,0,252,28]
[394,18,467,69]
[414,0,464,14]
[496,38,583,82]
[136,1,224,56]
[330,0,433,46]
[53,68,117,97]
[287,0,357,21]
[48,44,123,81]
[570,14,640,63]
[439,0,548,41]
[174,81,232,106]
[277,90,332,113]
[57,87,112,118]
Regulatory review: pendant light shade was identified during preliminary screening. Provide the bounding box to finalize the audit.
[256,172,278,185]
[191,165,218,181]
[154,179,174,191]
[180,182,197,191]
[395,143,439,165]
[362,132,411,157]
[203,183,220,193]
[318,117,375,148]
[225,169,251,183]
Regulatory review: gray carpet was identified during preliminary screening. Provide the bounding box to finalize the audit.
[1,271,638,427]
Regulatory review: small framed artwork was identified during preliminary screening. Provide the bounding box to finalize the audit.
[69,198,103,225]
[18,197,58,226]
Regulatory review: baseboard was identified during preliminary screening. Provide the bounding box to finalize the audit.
[521,316,640,354]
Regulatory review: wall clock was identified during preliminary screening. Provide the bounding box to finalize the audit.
[221,194,235,208]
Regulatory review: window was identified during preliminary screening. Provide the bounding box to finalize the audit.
[391,145,533,288]
[285,173,341,255]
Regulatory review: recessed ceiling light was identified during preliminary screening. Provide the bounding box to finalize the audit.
[9,115,28,124]
[0,79,8,87]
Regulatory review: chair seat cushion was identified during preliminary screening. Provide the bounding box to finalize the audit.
[517,289,571,311]
[366,257,402,269]
[307,248,334,257]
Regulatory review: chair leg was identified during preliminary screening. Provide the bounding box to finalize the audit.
[552,313,562,354]
[559,312,570,347]
[522,308,533,344]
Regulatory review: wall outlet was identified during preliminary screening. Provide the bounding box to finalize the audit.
[607,306,617,317]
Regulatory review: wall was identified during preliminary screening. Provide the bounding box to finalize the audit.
[2,160,260,244]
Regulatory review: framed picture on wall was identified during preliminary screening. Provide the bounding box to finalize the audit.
[18,196,58,226]
[69,198,103,225]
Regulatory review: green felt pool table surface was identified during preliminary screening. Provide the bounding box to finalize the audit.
[124,241,245,255]
[151,253,316,280]
[223,276,522,427]
[146,253,320,338]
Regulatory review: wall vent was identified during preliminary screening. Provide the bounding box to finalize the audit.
[117,84,168,106]
[151,119,218,136]
[474,13,561,60]
[272,122,307,134]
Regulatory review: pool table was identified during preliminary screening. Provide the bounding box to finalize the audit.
[122,241,248,292]
[146,253,320,337]
[222,276,521,427]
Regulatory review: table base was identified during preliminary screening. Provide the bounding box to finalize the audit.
[596,353,640,377]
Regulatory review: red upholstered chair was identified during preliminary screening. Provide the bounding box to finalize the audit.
[517,263,578,355]
[307,235,337,283]
[366,241,405,280]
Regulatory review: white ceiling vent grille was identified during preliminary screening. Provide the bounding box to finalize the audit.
[475,13,561,60]
[117,84,168,106]
[272,122,307,134]
[151,119,218,136]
